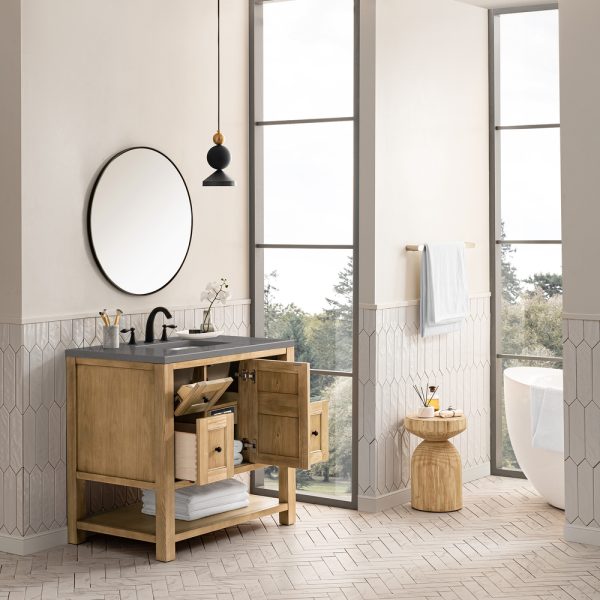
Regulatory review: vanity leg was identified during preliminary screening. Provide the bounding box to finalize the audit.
[66,357,87,544]
[155,482,175,562]
[67,480,87,544]
[279,467,296,525]
[154,365,176,562]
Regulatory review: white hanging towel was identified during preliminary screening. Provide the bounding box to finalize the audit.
[530,377,564,454]
[420,242,469,337]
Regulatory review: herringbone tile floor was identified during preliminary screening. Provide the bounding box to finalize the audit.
[0,477,599,600]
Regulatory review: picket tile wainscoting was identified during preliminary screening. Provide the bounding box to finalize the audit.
[357,295,491,512]
[0,295,492,553]
[563,316,600,546]
[0,301,250,554]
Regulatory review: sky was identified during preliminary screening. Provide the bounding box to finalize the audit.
[260,3,561,313]
[497,10,561,289]
[261,0,354,313]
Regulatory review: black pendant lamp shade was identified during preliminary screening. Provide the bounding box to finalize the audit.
[203,0,235,187]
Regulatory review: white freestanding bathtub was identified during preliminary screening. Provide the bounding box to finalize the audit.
[504,367,564,509]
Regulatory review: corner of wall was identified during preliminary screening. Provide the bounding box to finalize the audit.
[0,0,23,324]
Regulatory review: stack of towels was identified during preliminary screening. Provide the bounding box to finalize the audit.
[234,439,243,465]
[141,478,249,521]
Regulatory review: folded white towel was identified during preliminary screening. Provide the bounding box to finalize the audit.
[234,453,243,465]
[142,479,246,507]
[233,440,243,454]
[142,481,246,510]
[176,479,246,503]
[142,487,248,508]
[530,378,563,454]
[143,493,248,516]
[142,497,250,521]
[420,243,468,337]
[435,409,464,418]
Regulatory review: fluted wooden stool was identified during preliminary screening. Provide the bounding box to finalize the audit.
[404,415,467,512]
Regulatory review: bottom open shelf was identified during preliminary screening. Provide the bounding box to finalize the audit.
[77,494,287,544]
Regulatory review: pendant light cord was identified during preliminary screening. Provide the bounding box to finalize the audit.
[217,0,221,133]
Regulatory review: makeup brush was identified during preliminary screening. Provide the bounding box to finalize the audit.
[99,310,110,327]
[114,309,123,327]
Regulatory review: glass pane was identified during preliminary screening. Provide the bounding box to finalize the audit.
[500,243,562,357]
[264,250,353,372]
[262,0,354,121]
[263,122,353,245]
[498,357,562,472]
[498,10,559,126]
[499,128,561,240]
[255,375,353,502]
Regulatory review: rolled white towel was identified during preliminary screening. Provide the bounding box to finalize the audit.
[435,409,464,418]
[234,453,243,465]
[233,439,243,454]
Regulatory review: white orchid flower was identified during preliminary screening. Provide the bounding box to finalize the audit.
[200,277,230,331]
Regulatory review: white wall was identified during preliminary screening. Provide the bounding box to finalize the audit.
[560,0,600,546]
[356,0,491,511]
[373,0,489,304]
[560,0,600,318]
[19,0,249,322]
[0,0,22,322]
[358,0,377,306]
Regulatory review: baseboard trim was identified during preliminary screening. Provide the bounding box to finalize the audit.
[357,462,491,513]
[357,487,411,512]
[463,462,491,482]
[564,522,600,547]
[0,528,68,556]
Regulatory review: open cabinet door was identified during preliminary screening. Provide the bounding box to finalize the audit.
[238,359,311,470]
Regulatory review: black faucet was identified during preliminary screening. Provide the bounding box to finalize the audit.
[145,307,173,343]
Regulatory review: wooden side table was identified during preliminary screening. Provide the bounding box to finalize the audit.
[404,415,467,512]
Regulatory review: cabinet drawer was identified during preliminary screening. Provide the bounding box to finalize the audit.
[309,400,329,466]
[175,413,234,484]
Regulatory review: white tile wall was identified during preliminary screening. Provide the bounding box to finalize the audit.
[0,302,250,538]
[564,317,600,529]
[357,297,491,499]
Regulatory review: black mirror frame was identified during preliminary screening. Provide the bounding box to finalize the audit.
[87,146,194,296]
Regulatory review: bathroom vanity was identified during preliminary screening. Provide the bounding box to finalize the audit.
[66,336,329,562]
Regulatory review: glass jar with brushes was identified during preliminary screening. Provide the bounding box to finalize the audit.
[99,308,123,349]
[413,383,439,418]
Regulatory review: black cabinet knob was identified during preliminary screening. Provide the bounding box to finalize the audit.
[311,430,319,437]
[214,446,222,453]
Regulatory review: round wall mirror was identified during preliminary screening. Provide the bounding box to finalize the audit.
[88,147,193,295]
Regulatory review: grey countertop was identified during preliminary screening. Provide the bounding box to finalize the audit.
[65,335,295,364]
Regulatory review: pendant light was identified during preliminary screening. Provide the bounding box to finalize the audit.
[203,0,235,187]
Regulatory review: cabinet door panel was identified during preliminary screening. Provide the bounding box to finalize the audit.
[257,415,299,459]
[309,400,329,466]
[240,359,310,469]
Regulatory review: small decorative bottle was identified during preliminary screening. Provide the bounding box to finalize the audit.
[428,386,440,411]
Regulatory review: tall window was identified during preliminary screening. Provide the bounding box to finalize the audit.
[490,6,561,474]
[251,0,356,505]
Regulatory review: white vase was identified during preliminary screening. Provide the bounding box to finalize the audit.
[417,406,435,418]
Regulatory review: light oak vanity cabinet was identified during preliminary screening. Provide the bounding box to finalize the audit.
[66,337,329,562]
